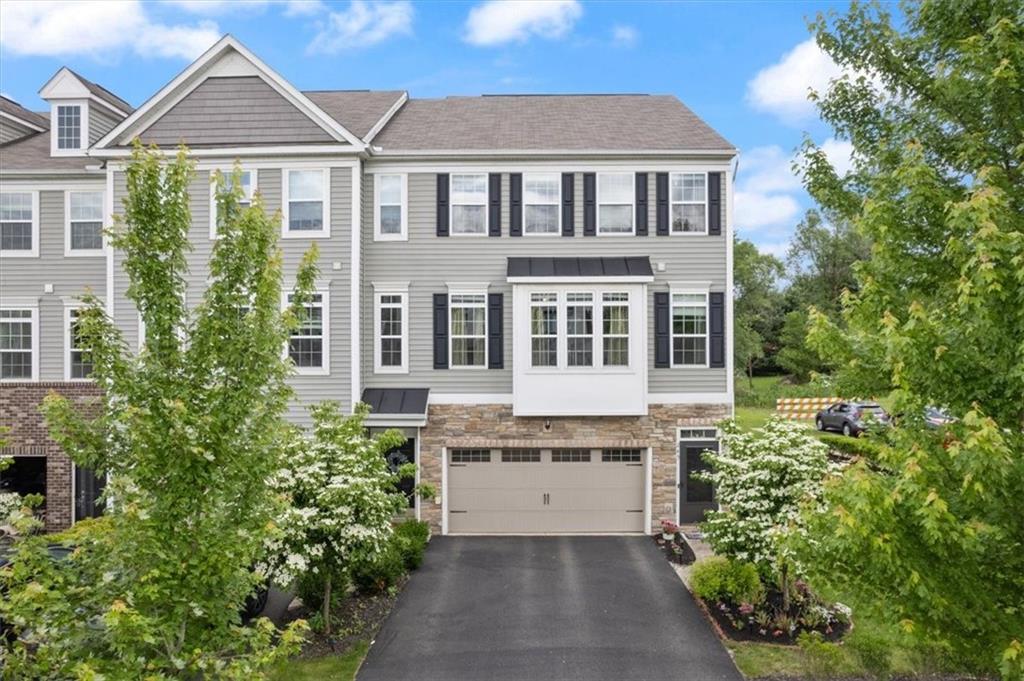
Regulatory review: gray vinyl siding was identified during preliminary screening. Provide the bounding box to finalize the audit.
[360,171,728,396]
[0,187,106,381]
[1,118,35,144]
[135,77,335,147]
[89,105,122,145]
[111,166,353,423]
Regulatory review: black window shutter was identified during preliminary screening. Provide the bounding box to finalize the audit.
[488,292,503,369]
[583,172,596,236]
[488,173,502,237]
[654,291,670,368]
[433,293,448,369]
[709,291,725,368]
[635,173,649,236]
[561,172,575,237]
[509,173,522,237]
[708,172,722,236]
[436,174,449,237]
[655,172,669,236]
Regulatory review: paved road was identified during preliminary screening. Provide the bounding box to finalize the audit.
[358,536,742,681]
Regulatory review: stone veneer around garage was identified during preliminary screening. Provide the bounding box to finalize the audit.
[416,402,731,534]
[0,382,103,532]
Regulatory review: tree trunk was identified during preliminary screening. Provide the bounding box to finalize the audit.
[323,574,332,636]
[747,359,755,388]
[780,562,790,613]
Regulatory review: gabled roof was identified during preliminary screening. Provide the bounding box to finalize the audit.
[65,69,134,115]
[304,90,407,141]
[0,97,50,131]
[38,67,132,117]
[372,94,734,154]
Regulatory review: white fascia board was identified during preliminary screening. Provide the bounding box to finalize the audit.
[39,67,130,118]
[363,92,409,144]
[363,160,734,174]
[91,145,361,160]
[0,111,47,133]
[364,414,428,428]
[507,275,654,284]
[370,148,738,158]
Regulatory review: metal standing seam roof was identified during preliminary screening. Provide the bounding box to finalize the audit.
[361,388,431,416]
[507,256,654,278]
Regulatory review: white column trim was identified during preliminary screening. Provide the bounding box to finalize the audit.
[350,163,362,411]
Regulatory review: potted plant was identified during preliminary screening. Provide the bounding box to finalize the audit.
[660,519,679,541]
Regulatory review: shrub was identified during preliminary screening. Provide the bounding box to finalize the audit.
[351,543,406,594]
[817,433,882,459]
[797,631,845,679]
[689,556,764,605]
[846,631,892,679]
[393,520,429,570]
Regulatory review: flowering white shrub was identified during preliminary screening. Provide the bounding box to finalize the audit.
[699,418,835,577]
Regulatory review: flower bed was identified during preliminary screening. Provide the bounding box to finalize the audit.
[704,583,851,645]
[652,532,697,565]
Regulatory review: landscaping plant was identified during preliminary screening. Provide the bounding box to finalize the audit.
[793,1,1024,676]
[0,145,310,678]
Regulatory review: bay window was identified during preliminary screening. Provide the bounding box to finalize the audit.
[601,292,630,366]
[597,172,634,234]
[524,173,560,235]
[529,292,557,367]
[670,173,707,234]
[565,293,594,367]
[450,173,488,235]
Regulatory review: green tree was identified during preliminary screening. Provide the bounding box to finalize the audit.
[733,237,784,385]
[1,145,311,677]
[792,1,1024,676]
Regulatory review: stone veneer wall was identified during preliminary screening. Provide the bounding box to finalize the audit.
[417,403,731,534]
[0,383,103,531]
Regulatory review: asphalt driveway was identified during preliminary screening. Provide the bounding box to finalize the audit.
[358,536,741,681]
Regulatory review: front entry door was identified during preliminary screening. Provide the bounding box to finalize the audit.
[384,439,416,509]
[678,440,717,523]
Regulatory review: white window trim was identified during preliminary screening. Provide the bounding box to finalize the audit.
[449,173,489,237]
[50,100,89,157]
[596,171,636,236]
[669,171,709,236]
[0,190,40,258]
[281,168,331,239]
[669,283,711,369]
[209,168,259,239]
[64,189,106,257]
[522,172,561,236]
[284,288,331,376]
[373,282,409,374]
[0,305,39,381]
[600,291,632,368]
[64,305,93,382]
[373,173,407,242]
[447,283,489,369]
[528,292,558,368]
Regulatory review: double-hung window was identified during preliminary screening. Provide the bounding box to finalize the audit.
[374,174,406,240]
[66,308,93,380]
[670,173,707,234]
[374,286,408,373]
[450,173,487,235]
[210,169,256,238]
[450,293,487,367]
[524,173,560,235]
[566,292,594,367]
[287,292,328,374]
[0,308,37,380]
[601,292,630,366]
[284,169,328,237]
[57,105,82,151]
[672,292,708,366]
[66,190,104,254]
[597,172,634,234]
[529,293,558,367]
[1,192,39,257]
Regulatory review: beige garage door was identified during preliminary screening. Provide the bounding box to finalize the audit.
[447,447,646,534]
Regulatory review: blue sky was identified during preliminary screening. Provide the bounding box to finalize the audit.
[0,0,857,257]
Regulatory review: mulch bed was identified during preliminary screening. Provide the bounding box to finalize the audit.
[652,532,697,565]
[280,575,407,659]
[704,589,851,645]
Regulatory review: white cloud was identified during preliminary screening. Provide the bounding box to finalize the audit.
[464,0,582,46]
[307,1,412,54]
[820,137,855,176]
[757,242,791,258]
[167,0,324,17]
[746,38,843,124]
[0,1,220,61]
[611,24,638,48]
[735,190,802,231]
[734,144,803,231]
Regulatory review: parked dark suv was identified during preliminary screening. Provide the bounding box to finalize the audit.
[816,401,890,437]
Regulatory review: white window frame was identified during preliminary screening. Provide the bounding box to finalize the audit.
[284,289,330,376]
[449,173,489,237]
[596,171,635,236]
[522,172,561,236]
[282,168,330,239]
[529,292,558,367]
[373,283,409,374]
[64,306,93,381]
[64,189,105,257]
[51,101,88,156]
[0,305,39,381]
[669,171,709,236]
[448,284,489,369]
[0,191,40,258]
[600,291,631,367]
[565,291,596,368]
[374,173,407,241]
[209,168,258,239]
[670,283,711,369]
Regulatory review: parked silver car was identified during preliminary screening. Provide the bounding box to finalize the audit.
[816,401,891,437]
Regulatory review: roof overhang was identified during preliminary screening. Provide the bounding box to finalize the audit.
[0,110,47,133]
[506,256,655,283]
[39,67,131,118]
[361,388,430,428]
[369,148,738,158]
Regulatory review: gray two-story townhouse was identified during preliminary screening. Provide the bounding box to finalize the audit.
[1,35,735,536]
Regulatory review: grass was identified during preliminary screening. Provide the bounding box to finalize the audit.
[267,640,369,681]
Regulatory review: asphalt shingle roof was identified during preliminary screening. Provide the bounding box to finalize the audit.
[0,131,96,171]
[0,97,50,130]
[304,90,405,140]
[67,69,134,114]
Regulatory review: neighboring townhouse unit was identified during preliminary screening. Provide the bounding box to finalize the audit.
[1,36,735,535]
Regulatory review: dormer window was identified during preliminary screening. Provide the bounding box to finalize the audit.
[57,105,82,150]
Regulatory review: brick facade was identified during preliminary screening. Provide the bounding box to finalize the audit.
[0,382,103,531]
[417,402,730,534]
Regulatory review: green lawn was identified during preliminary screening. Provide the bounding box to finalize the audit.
[268,640,369,681]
